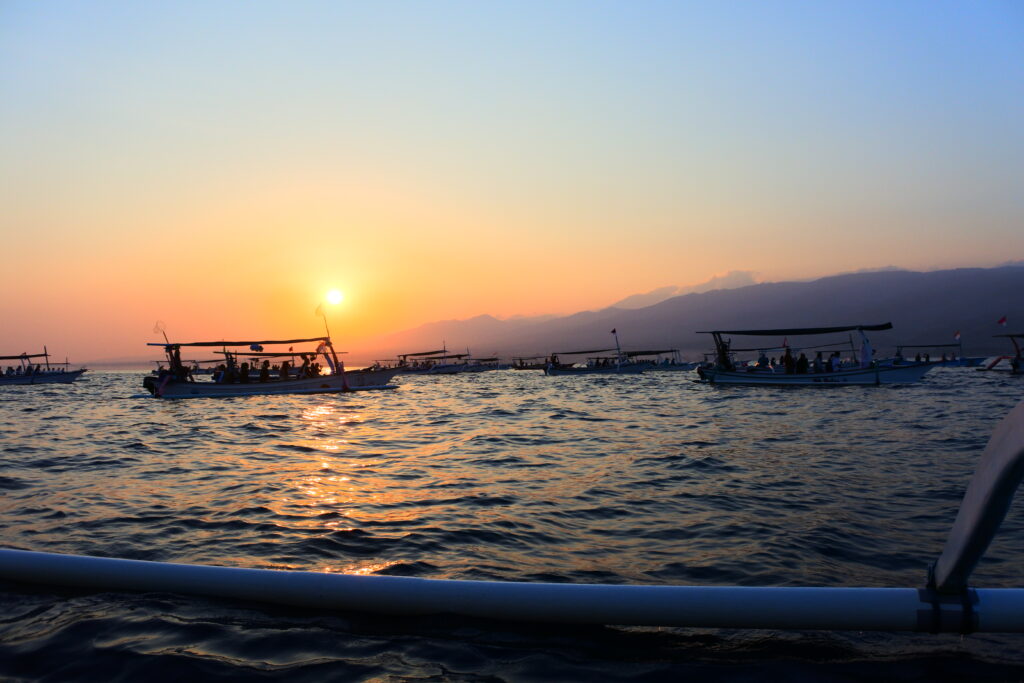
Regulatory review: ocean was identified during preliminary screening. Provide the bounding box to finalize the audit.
[1,368,1023,681]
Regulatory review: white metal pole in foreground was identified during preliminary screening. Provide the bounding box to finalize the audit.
[1,548,1024,632]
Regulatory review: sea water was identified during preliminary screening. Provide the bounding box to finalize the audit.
[1,368,1023,680]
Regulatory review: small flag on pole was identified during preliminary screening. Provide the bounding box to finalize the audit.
[610,328,617,334]
[953,331,961,341]
[998,316,1008,327]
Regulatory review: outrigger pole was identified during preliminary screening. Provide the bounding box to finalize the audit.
[3,402,1024,632]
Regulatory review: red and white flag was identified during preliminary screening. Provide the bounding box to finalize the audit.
[998,316,1008,327]
[953,330,961,341]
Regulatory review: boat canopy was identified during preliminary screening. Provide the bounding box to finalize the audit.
[729,340,854,353]
[147,337,329,348]
[625,349,678,357]
[513,356,545,360]
[399,349,448,358]
[994,333,1024,339]
[0,352,48,360]
[698,323,893,336]
[555,348,616,355]
[471,357,500,362]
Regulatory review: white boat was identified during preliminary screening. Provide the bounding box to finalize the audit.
[544,330,647,376]
[142,336,398,398]
[0,349,86,386]
[697,323,937,385]
[627,349,698,372]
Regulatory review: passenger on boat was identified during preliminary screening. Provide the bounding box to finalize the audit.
[830,352,841,372]
[915,352,922,362]
[813,351,824,373]
[280,360,290,381]
[796,353,809,374]
[259,360,270,382]
[299,354,311,378]
[239,362,250,384]
[783,348,795,374]
[214,364,226,382]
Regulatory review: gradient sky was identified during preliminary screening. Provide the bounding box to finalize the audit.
[1,1,1022,360]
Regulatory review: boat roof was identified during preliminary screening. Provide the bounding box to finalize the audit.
[555,348,616,355]
[513,356,545,360]
[0,352,48,360]
[219,351,348,357]
[472,357,500,362]
[147,336,329,348]
[994,333,1024,338]
[398,349,448,358]
[625,349,678,357]
[698,323,893,336]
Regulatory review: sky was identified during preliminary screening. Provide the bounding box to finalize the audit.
[1,1,1022,361]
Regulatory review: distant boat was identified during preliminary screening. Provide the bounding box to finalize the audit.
[625,349,698,372]
[142,336,397,398]
[883,342,986,368]
[980,333,1023,375]
[544,330,646,376]
[512,356,547,370]
[0,349,86,386]
[696,323,936,385]
[391,348,450,374]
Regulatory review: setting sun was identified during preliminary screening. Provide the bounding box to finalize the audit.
[326,289,344,305]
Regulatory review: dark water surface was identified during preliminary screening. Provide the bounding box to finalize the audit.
[2,369,1023,681]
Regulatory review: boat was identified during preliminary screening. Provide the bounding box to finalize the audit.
[0,349,86,386]
[392,349,450,374]
[5,399,1024,632]
[696,323,937,385]
[980,334,1024,375]
[885,343,986,368]
[512,356,547,370]
[544,331,646,376]
[626,349,698,371]
[141,336,398,398]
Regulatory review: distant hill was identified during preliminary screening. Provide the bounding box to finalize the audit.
[351,265,1024,361]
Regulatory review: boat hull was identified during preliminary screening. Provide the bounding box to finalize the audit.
[144,368,399,398]
[0,369,86,386]
[699,362,935,385]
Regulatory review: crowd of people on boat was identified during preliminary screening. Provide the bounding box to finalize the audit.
[749,348,858,374]
[157,347,327,384]
[4,364,65,376]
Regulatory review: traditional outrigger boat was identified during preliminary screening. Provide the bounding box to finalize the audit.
[512,356,547,370]
[142,336,397,398]
[886,343,986,368]
[545,330,647,376]
[626,349,698,372]
[0,349,86,386]
[696,323,936,385]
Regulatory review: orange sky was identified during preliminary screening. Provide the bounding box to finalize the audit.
[1,3,1021,362]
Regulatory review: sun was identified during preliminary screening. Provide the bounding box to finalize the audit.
[326,289,344,305]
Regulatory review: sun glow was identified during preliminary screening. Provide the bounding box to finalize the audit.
[326,289,344,305]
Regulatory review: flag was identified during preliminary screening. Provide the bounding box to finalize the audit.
[288,346,293,352]
[998,316,1008,327]
[315,303,324,318]
[610,328,617,334]
[953,331,961,341]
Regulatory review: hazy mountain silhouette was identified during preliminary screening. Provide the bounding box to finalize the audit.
[609,270,759,309]
[354,264,1023,361]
